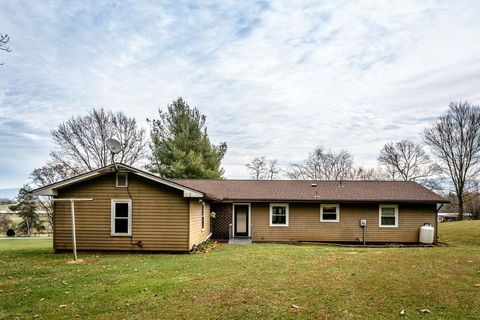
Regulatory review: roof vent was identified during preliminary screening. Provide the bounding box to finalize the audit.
[311,183,318,198]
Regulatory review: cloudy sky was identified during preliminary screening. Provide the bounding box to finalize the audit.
[1,0,480,190]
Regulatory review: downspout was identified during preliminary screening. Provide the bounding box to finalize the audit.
[114,166,141,249]
[362,224,366,246]
[126,173,142,249]
[188,199,192,251]
[435,203,444,242]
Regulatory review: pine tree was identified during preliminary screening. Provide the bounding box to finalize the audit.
[148,98,227,178]
[9,186,45,236]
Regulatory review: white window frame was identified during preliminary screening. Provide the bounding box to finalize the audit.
[320,204,340,223]
[269,203,289,227]
[201,202,205,231]
[111,199,132,236]
[379,204,398,228]
[116,172,128,187]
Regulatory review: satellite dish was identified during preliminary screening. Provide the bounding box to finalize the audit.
[106,139,122,154]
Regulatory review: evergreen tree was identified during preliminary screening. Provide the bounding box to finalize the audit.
[9,186,45,236]
[148,98,227,178]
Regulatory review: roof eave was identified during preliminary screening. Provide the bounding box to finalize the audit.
[213,198,449,204]
[31,171,104,196]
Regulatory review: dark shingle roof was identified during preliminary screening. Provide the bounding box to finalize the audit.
[171,179,447,203]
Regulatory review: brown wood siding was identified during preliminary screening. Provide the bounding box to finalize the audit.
[53,173,191,251]
[250,202,436,243]
[189,200,211,247]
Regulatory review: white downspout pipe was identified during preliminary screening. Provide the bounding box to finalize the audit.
[70,200,77,261]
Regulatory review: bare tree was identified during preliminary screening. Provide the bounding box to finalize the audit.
[246,157,267,179]
[464,179,480,220]
[423,101,480,220]
[267,159,280,180]
[0,34,10,52]
[245,157,280,180]
[378,140,442,189]
[348,166,380,180]
[1,33,11,65]
[288,146,351,180]
[49,108,147,173]
[288,146,378,180]
[29,163,80,227]
[30,163,79,187]
[30,109,147,226]
[464,194,480,220]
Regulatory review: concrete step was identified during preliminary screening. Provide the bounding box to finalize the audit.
[228,238,252,245]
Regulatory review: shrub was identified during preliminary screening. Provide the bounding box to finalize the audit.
[193,239,217,253]
[6,229,15,237]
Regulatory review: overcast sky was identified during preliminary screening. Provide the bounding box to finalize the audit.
[1,0,480,189]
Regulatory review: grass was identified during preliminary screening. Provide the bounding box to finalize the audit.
[0,222,479,319]
[0,204,14,212]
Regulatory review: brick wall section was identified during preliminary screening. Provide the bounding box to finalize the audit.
[211,202,232,240]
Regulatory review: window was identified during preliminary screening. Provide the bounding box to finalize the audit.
[269,203,289,227]
[320,204,340,222]
[116,173,128,187]
[379,204,398,228]
[201,202,205,230]
[111,199,132,236]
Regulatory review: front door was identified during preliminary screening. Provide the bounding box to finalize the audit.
[234,204,249,237]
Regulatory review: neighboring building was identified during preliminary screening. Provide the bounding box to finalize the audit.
[32,163,448,252]
[438,212,472,222]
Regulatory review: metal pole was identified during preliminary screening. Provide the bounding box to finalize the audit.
[70,200,77,261]
[52,198,92,262]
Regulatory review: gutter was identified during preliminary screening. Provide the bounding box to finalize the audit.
[212,199,449,204]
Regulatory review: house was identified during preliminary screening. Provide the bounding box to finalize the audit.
[32,163,447,252]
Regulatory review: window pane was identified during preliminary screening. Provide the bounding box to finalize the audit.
[236,211,247,232]
[115,203,129,217]
[272,215,286,224]
[323,207,337,213]
[115,219,128,233]
[117,173,127,186]
[322,213,337,220]
[381,207,395,216]
[381,216,396,225]
[273,206,285,215]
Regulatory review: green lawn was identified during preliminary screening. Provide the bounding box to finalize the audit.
[1,222,479,320]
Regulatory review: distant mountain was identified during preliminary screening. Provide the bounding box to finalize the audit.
[0,188,19,200]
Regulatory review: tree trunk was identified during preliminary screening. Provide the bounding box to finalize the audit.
[458,193,464,221]
[26,218,30,237]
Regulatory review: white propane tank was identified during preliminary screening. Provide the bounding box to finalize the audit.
[419,223,435,244]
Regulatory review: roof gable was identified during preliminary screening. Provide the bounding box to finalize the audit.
[31,163,204,198]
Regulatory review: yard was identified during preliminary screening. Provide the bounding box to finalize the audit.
[0,221,479,320]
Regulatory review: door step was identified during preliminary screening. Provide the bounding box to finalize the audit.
[228,238,252,245]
